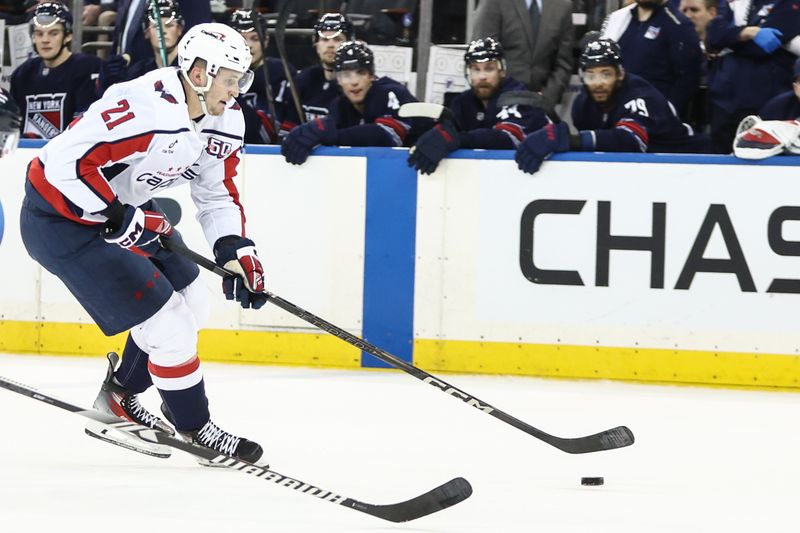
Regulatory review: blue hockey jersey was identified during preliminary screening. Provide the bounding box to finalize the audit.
[281,64,341,133]
[10,53,102,139]
[450,77,550,148]
[571,72,705,153]
[328,76,422,147]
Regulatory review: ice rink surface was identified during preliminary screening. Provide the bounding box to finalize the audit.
[1,352,799,533]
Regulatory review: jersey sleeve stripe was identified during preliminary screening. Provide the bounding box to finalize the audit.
[76,132,156,207]
[374,116,409,144]
[27,157,97,225]
[493,122,526,142]
[223,148,246,236]
[615,119,649,151]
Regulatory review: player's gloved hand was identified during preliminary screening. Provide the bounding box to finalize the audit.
[407,120,461,175]
[515,122,570,175]
[98,54,129,92]
[213,236,268,309]
[753,27,783,54]
[103,203,173,256]
[281,117,338,165]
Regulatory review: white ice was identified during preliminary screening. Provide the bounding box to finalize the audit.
[1,352,799,533]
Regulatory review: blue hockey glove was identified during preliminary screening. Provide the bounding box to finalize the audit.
[103,203,173,257]
[407,120,461,175]
[98,54,129,92]
[515,122,570,175]
[753,27,783,54]
[281,117,338,165]
[214,236,268,310]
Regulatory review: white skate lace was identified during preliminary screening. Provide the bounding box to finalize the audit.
[123,395,164,429]
[196,421,241,455]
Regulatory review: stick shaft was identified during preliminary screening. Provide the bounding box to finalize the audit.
[162,238,634,454]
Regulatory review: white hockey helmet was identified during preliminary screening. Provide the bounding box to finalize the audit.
[178,22,254,93]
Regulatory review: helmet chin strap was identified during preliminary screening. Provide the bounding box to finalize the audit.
[181,69,212,116]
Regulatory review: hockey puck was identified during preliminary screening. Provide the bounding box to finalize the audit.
[581,477,604,486]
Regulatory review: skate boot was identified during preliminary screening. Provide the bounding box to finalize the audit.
[93,352,174,435]
[160,403,266,467]
[181,419,266,466]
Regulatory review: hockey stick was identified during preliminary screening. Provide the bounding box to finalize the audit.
[148,0,169,68]
[274,0,306,124]
[252,11,280,139]
[496,90,562,123]
[399,102,456,124]
[162,239,635,454]
[0,374,472,522]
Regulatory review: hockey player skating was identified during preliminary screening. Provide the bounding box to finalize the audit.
[281,40,423,165]
[407,37,550,175]
[19,22,267,464]
[279,13,353,134]
[516,38,710,174]
[10,2,101,139]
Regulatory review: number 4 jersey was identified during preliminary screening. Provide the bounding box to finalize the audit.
[571,73,704,153]
[28,67,247,247]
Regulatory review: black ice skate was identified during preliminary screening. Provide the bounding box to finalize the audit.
[85,352,175,457]
[161,403,266,467]
[182,420,265,466]
[93,352,175,434]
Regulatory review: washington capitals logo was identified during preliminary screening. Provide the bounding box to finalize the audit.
[154,80,178,104]
[200,29,227,41]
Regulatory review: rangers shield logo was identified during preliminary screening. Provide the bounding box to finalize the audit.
[24,93,66,139]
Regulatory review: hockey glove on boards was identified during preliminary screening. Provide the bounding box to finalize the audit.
[214,236,268,309]
[515,122,570,175]
[407,120,461,175]
[281,116,338,165]
[752,28,783,54]
[103,203,173,256]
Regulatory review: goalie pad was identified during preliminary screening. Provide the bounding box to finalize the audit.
[733,117,800,160]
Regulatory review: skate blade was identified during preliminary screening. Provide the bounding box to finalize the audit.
[85,420,171,459]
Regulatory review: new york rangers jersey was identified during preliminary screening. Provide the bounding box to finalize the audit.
[450,77,550,148]
[328,76,419,147]
[571,72,701,153]
[10,53,102,139]
[28,67,246,248]
[281,64,340,131]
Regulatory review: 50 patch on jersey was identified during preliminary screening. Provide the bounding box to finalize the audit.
[206,137,233,159]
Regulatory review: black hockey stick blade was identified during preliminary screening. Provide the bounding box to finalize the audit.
[161,239,635,454]
[0,374,471,521]
[399,102,456,124]
[349,476,472,522]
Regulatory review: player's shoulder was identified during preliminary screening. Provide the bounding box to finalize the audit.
[10,56,43,81]
[373,76,410,93]
[622,73,665,101]
[203,100,245,142]
[500,77,529,93]
[296,64,322,83]
[68,52,103,71]
[101,68,187,127]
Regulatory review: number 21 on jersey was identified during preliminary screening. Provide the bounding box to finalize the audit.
[101,100,136,130]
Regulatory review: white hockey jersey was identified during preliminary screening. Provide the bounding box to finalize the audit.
[29,67,247,248]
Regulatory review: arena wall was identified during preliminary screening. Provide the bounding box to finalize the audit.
[2,140,800,389]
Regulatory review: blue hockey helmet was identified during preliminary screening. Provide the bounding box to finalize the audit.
[228,8,260,34]
[142,0,185,32]
[464,37,506,77]
[314,13,354,42]
[30,2,73,34]
[333,40,375,75]
[578,38,623,71]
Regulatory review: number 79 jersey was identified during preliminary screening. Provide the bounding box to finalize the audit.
[571,73,697,153]
[31,67,247,247]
